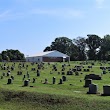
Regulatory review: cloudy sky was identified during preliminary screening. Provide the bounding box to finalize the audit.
[0,0,109,56]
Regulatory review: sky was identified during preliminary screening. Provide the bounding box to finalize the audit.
[0,0,110,56]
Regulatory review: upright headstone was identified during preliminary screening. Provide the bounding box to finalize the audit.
[44,79,48,84]
[84,79,92,87]
[24,80,29,86]
[2,72,5,76]
[53,77,56,84]
[11,76,14,80]
[59,79,63,84]
[7,78,12,84]
[33,78,36,83]
[37,72,40,77]
[62,76,66,81]
[102,85,110,96]
[1,76,3,79]
[87,84,98,94]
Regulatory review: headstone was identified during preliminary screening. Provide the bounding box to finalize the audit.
[7,78,12,84]
[24,80,29,86]
[62,72,65,75]
[87,84,98,94]
[102,85,110,96]
[23,75,26,79]
[2,72,5,76]
[103,71,106,74]
[75,72,79,76]
[53,77,56,84]
[85,74,101,80]
[37,72,40,77]
[62,76,66,81]
[59,79,63,84]
[1,76,3,79]
[33,78,36,83]
[58,72,60,75]
[84,79,92,87]
[44,79,48,84]
[7,72,10,76]
[11,76,14,80]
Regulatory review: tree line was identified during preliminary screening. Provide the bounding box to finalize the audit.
[44,34,110,61]
[0,49,25,61]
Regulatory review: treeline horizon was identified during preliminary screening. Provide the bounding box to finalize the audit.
[0,34,110,62]
[44,34,110,61]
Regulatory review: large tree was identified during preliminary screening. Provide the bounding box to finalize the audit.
[73,37,86,60]
[86,34,101,60]
[98,34,110,60]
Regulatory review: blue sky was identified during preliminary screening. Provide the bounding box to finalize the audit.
[0,0,110,56]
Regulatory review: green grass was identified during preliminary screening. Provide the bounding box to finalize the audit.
[0,61,110,110]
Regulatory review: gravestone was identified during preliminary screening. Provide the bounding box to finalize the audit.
[59,79,63,84]
[2,72,5,76]
[102,85,110,96]
[53,77,56,84]
[87,84,98,94]
[62,72,65,75]
[84,79,92,87]
[7,72,10,76]
[1,76,3,79]
[62,76,66,81]
[44,79,48,84]
[33,78,36,83]
[58,72,60,75]
[85,74,101,80]
[11,76,14,80]
[37,72,40,77]
[7,78,12,84]
[24,80,29,86]
[75,72,79,76]
[103,71,106,74]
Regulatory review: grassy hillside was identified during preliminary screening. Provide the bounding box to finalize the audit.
[0,61,110,110]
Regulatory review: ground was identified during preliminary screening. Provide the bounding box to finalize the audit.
[0,61,110,110]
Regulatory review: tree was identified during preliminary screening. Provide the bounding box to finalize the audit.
[1,49,25,61]
[86,34,101,60]
[98,35,110,60]
[73,37,86,60]
[43,46,51,52]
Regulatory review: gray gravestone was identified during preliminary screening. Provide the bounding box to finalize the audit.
[87,84,98,94]
[84,79,92,87]
[7,78,12,84]
[53,77,56,84]
[103,85,110,95]
[62,76,66,81]
[24,80,29,86]
[59,79,63,84]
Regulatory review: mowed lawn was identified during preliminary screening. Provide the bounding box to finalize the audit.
[0,61,110,110]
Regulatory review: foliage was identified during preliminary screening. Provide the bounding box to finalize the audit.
[44,34,110,61]
[0,49,25,61]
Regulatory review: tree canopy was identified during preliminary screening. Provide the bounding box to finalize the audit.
[44,34,110,61]
[0,49,25,62]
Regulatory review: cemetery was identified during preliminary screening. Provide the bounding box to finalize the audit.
[1,61,110,110]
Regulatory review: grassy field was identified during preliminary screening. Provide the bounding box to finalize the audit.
[0,61,110,110]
